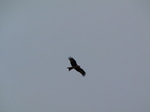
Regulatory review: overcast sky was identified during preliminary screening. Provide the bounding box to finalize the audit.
[1,1,150,112]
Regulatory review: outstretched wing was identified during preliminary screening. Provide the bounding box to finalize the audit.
[68,57,77,66]
[75,67,86,76]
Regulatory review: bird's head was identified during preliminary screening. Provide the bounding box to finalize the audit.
[77,65,80,68]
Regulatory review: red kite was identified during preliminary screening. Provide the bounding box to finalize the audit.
[67,57,86,76]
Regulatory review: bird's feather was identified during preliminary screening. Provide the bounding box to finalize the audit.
[68,57,77,66]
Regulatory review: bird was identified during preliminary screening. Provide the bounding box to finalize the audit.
[67,57,86,76]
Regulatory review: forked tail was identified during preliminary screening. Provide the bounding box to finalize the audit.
[67,67,73,71]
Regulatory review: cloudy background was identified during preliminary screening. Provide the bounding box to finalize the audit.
[1,1,150,112]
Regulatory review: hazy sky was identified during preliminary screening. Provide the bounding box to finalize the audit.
[1,1,150,112]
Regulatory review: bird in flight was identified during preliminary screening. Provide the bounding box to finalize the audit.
[67,57,86,76]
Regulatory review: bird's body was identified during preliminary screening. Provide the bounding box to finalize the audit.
[67,57,86,76]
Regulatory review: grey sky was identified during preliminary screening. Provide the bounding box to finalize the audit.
[1,1,150,112]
